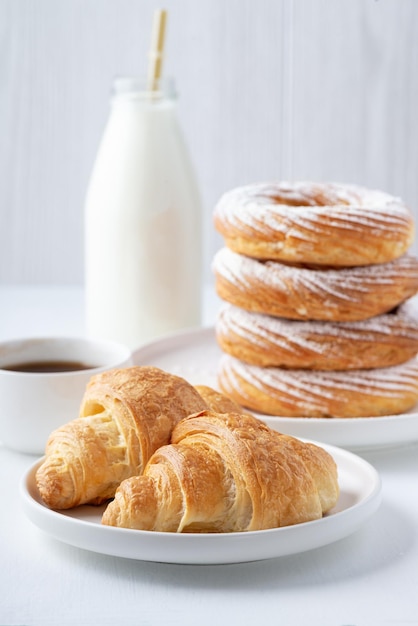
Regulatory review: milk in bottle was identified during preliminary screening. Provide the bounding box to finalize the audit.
[85,77,202,348]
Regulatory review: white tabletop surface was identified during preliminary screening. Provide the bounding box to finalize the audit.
[0,285,417,626]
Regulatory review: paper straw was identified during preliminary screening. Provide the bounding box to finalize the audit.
[147,9,168,91]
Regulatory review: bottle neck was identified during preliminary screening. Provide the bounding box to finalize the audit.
[111,76,177,105]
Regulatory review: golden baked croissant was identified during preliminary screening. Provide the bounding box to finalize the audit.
[35,366,208,509]
[193,384,253,416]
[102,411,339,532]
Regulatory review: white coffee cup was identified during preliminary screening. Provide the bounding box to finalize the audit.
[0,337,132,455]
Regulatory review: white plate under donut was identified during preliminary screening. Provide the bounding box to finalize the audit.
[132,326,418,452]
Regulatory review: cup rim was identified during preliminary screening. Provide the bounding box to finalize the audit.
[0,336,132,377]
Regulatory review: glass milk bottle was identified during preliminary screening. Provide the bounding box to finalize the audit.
[85,77,202,349]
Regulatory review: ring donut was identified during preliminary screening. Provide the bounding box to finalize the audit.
[214,182,414,266]
[218,354,418,418]
[212,247,418,322]
[216,302,418,370]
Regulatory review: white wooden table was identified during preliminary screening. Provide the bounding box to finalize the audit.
[0,285,417,626]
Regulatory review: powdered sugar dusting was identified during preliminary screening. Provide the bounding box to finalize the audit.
[213,247,418,305]
[216,303,418,357]
[220,354,418,413]
[214,182,412,240]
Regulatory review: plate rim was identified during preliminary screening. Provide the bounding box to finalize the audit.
[21,442,382,565]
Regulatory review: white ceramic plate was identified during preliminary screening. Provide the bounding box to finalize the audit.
[132,327,418,451]
[22,444,381,565]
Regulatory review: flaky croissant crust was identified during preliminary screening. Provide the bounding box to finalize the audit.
[102,411,339,533]
[35,366,208,509]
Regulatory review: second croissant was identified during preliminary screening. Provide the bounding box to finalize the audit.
[102,410,339,533]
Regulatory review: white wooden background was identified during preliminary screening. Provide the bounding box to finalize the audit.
[1,0,417,286]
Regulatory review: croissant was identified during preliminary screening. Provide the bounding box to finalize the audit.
[102,411,339,533]
[193,384,253,417]
[35,366,208,509]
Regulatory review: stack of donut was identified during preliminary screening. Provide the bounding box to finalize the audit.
[212,181,418,418]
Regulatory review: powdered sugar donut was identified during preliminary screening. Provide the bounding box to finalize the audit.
[218,354,418,418]
[216,302,418,370]
[214,182,414,266]
[212,247,418,322]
